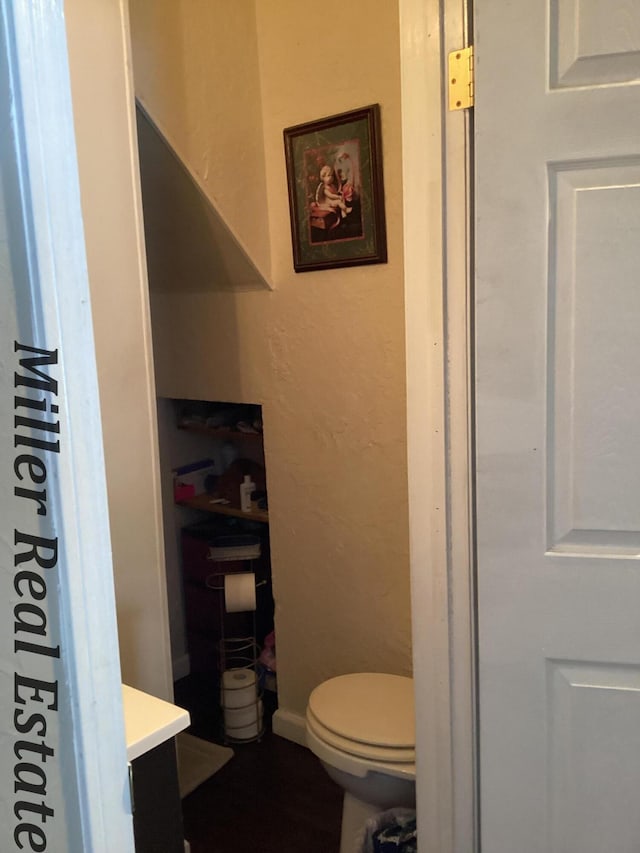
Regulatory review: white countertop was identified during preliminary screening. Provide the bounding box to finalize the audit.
[122,684,190,761]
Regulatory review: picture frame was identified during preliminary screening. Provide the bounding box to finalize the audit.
[283,104,387,273]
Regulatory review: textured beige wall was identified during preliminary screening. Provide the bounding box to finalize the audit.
[129,0,271,282]
[130,0,411,716]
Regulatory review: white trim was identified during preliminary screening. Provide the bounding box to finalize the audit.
[442,7,478,850]
[5,1,134,849]
[272,708,308,747]
[118,0,176,701]
[63,0,174,703]
[400,1,476,852]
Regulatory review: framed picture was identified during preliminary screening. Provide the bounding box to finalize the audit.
[283,104,387,273]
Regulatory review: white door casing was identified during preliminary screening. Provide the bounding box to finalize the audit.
[0,0,135,849]
[475,2,640,851]
[401,1,475,851]
[64,0,173,702]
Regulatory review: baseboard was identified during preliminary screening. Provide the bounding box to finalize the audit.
[272,708,307,748]
[172,653,191,682]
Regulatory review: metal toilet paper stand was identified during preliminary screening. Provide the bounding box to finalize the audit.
[205,537,265,744]
[218,635,264,743]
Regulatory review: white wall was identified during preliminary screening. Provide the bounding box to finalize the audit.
[64,0,172,700]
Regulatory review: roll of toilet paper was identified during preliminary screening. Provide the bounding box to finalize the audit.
[221,667,257,709]
[224,572,256,613]
[224,700,264,740]
[224,699,263,731]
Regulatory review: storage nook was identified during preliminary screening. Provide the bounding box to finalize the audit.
[158,398,275,742]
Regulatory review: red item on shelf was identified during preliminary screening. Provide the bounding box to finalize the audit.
[174,482,196,502]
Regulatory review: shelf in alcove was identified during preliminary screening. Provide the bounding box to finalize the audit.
[178,423,263,442]
[177,493,269,524]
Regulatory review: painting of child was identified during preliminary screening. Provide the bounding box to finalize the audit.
[306,141,363,244]
[284,105,387,271]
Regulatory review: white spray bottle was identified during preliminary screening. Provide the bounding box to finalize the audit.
[239,474,256,512]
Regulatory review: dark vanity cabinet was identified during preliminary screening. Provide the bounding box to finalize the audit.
[131,739,184,853]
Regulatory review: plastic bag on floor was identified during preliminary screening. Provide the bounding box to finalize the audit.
[360,808,417,853]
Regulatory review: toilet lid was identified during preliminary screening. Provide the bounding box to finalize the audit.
[308,673,415,749]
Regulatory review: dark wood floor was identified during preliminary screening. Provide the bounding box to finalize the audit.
[175,674,343,853]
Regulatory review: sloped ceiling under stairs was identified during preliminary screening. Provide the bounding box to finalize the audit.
[136,103,271,294]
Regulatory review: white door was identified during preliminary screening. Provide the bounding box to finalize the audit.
[475,2,640,851]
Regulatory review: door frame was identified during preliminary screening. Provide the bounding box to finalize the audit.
[399,1,476,851]
[4,0,476,846]
[2,0,135,849]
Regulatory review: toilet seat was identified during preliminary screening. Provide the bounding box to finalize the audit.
[306,707,415,764]
[306,713,416,781]
[305,673,416,781]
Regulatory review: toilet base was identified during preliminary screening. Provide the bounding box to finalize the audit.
[317,758,415,853]
[340,791,381,853]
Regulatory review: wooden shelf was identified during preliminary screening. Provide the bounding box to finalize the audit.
[178,423,263,441]
[177,493,269,523]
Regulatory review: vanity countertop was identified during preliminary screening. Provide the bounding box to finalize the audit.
[122,684,190,761]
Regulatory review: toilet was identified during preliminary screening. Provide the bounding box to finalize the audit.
[305,673,415,853]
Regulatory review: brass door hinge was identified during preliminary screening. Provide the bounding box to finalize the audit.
[448,46,474,110]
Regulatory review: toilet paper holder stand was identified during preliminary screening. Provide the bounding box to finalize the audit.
[206,570,267,744]
[205,573,268,596]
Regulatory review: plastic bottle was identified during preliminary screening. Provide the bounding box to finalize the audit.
[239,475,256,512]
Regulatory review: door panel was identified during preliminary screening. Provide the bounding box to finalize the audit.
[546,661,640,852]
[475,1,640,850]
[551,0,640,88]
[549,162,640,553]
